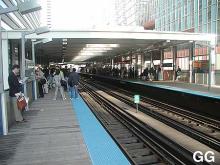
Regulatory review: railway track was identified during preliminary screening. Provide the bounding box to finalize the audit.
[79,81,207,165]
[83,79,220,152]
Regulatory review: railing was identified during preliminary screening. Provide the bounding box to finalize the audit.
[195,73,209,85]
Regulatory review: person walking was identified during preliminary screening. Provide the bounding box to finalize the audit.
[8,64,25,122]
[68,68,79,99]
[53,69,66,100]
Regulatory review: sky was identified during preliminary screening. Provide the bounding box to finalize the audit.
[40,0,116,29]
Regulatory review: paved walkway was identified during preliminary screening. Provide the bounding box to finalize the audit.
[0,91,91,165]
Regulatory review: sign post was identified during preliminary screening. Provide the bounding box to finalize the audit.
[134,95,140,113]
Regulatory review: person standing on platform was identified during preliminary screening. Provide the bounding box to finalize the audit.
[176,66,181,80]
[68,68,80,99]
[8,64,25,122]
[36,67,46,98]
[53,69,66,100]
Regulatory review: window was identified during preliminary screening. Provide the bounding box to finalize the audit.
[199,10,202,26]
[208,6,211,22]
[199,0,202,10]
[208,0,212,6]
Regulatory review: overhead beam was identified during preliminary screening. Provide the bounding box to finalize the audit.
[2,30,215,43]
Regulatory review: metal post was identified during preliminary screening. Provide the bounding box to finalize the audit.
[160,49,164,80]
[208,41,216,91]
[189,42,194,83]
[172,46,177,81]
[1,92,8,135]
[0,15,8,135]
[208,46,211,91]
[0,15,3,93]
[111,58,114,69]
[32,41,37,100]
[136,103,138,113]
[150,52,153,67]
[21,33,27,96]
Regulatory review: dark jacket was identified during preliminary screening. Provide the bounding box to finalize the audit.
[68,72,79,87]
[8,72,22,97]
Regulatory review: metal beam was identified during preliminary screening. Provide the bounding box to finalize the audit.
[1,30,216,43]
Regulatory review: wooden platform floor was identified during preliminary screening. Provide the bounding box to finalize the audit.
[0,91,91,165]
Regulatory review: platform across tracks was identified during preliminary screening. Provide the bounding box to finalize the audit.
[81,73,220,119]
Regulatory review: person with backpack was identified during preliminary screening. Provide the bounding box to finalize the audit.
[68,68,79,99]
[53,69,66,100]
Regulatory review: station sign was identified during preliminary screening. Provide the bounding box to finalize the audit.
[134,95,140,104]
[162,63,173,67]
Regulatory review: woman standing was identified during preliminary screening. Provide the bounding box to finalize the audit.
[53,69,66,100]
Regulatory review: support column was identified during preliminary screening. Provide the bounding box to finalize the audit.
[172,46,177,81]
[160,49,164,80]
[0,15,3,93]
[209,40,216,88]
[0,16,5,135]
[32,42,37,100]
[21,33,27,96]
[150,52,153,67]
[189,42,195,83]
[111,58,114,69]
[1,93,7,135]
[141,53,144,74]
[134,54,138,78]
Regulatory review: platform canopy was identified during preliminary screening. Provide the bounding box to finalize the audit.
[2,28,216,62]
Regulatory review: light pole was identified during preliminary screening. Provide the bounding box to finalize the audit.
[0,0,41,135]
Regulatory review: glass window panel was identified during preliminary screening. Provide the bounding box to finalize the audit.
[208,6,211,22]
[202,0,207,7]
[185,16,187,29]
[218,1,220,20]
[212,0,217,5]
[202,24,207,33]
[202,9,207,30]
[218,20,220,35]
[199,10,202,26]
[211,21,217,33]
[211,4,217,21]
[199,0,202,10]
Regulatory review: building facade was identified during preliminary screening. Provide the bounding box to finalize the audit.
[143,0,220,84]
[115,0,148,26]
[40,0,52,28]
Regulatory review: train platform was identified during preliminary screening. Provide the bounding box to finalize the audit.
[126,80,220,100]
[0,91,91,165]
[0,89,130,165]
[71,95,130,165]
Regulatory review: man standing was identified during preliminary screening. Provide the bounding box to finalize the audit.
[68,68,79,99]
[36,67,46,98]
[8,64,24,122]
